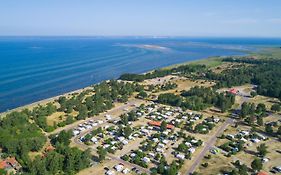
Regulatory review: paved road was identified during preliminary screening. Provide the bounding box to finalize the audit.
[186,117,235,174]
[47,98,143,136]
[186,88,251,174]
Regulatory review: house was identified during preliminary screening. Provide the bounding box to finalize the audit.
[240,130,250,136]
[114,164,124,172]
[122,140,129,145]
[229,88,238,94]
[73,130,80,136]
[103,144,111,149]
[213,118,220,123]
[148,152,155,158]
[117,136,125,142]
[158,143,165,148]
[156,148,164,153]
[122,168,130,174]
[153,138,159,142]
[105,114,112,120]
[106,170,115,175]
[273,166,281,172]
[241,137,248,142]
[162,139,169,144]
[0,160,10,170]
[226,134,235,140]
[130,153,136,158]
[45,145,55,152]
[6,157,20,170]
[176,154,185,160]
[148,121,174,129]
[191,139,198,144]
[257,172,268,175]
[188,147,196,153]
[256,133,267,140]
[251,138,260,143]
[142,157,150,163]
[185,142,192,147]
[140,129,150,135]
[262,158,270,163]
[91,137,98,143]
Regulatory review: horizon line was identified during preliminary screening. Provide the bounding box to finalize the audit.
[0,35,281,39]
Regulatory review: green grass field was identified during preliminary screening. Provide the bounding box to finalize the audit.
[163,56,223,70]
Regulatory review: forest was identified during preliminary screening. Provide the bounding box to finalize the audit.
[207,57,281,100]
[158,86,235,112]
[119,64,206,82]
[0,111,91,175]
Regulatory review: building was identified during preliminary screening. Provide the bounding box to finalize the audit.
[229,88,238,94]
[148,121,174,129]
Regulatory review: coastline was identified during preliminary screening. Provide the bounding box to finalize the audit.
[0,86,93,116]
[0,51,255,116]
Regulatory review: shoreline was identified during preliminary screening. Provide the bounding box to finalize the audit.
[0,52,253,116]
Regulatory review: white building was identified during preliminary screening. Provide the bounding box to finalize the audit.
[176,154,185,160]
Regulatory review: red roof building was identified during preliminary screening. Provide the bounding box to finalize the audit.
[229,88,238,94]
[148,121,174,129]
[45,145,55,152]
[0,160,10,170]
[6,157,18,167]
[257,172,268,175]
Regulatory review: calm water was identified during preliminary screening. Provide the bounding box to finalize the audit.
[0,37,280,112]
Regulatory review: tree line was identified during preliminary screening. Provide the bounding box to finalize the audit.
[119,64,206,82]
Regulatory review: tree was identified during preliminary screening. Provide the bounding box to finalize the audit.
[257,143,268,157]
[251,158,262,172]
[257,116,263,126]
[120,114,129,125]
[256,103,266,114]
[160,121,167,131]
[123,126,133,138]
[137,91,148,99]
[50,130,72,146]
[77,105,88,120]
[277,126,281,136]
[271,104,281,112]
[97,147,107,162]
[265,125,274,135]
[167,161,179,175]
[238,164,248,175]
[250,91,257,97]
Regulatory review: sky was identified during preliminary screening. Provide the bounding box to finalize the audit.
[0,0,281,37]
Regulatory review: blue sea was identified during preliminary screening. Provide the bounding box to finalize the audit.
[0,37,281,112]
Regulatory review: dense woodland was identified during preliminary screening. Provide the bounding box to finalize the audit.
[207,58,281,100]
[119,64,206,82]
[158,86,235,112]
